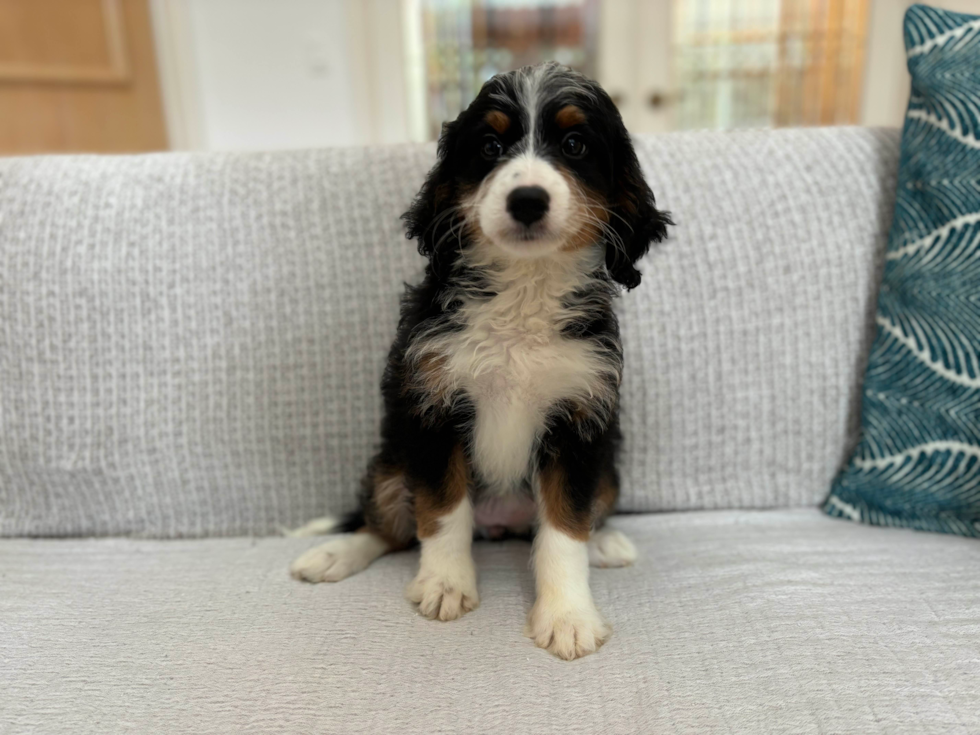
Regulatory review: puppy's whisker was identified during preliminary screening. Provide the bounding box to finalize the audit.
[432,213,468,252]
[566,177,636,237]
[590,203,635,234]
[421,205,464,243]
[568,207,628,263]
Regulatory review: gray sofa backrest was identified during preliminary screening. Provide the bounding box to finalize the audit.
[0,128,900,538]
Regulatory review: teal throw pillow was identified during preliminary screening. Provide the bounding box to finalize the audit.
[824,5,980,536]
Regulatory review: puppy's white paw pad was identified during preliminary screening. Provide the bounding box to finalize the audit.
[526,600,611,660]
[588,529,637,568]
[406,573,479,621]
[290,536,377,583]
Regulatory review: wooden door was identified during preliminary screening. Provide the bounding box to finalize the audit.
[0,0,168,154]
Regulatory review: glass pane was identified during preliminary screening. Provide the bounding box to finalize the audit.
[417,0,871,136]
[673,0,871,130]
[420,0,599,139]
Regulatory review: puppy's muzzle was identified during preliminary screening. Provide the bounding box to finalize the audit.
[506,186,550,226]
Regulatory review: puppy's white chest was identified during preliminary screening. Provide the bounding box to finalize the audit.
[410,252,617,492]
[454,323,582,489]
[444,284,607,491]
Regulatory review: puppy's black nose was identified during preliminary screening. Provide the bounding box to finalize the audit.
[506,186,550,226]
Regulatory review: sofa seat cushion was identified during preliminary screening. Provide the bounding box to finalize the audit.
[3,509,978,734]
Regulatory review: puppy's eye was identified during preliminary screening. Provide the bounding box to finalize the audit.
[481,135,504,160]
[561,133,587,159]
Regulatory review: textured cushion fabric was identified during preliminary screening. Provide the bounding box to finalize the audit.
[2,509,979,734]
[0,128,899,538]
[825,6,980,537]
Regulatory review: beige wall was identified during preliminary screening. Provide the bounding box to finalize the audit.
[862,0,980,128]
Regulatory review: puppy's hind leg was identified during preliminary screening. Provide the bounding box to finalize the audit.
[290,467,415,584]
[586,469,637,568]
[588,529,637,568]
[290,529,390,583]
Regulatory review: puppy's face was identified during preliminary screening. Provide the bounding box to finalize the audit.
[456,75,611,259]
[405,63,671,287]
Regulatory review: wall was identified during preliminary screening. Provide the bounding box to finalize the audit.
[187,0,361,150]
[150,0,421,151]
[862,0,980,128]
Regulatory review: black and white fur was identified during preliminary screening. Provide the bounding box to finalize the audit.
[290,63,670,660]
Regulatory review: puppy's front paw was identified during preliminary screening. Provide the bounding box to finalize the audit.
[406,565,479,621]
[526,598,611,660]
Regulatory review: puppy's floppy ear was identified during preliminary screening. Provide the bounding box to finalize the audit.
[604,122,672,290]
[402,120,462,277]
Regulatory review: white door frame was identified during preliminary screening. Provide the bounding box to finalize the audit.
[344,0,428,145]
[597,0,674,135]
[148,0,206,150]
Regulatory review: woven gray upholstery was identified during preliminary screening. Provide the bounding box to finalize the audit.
[0,128,900,537]
[3,510,979,734]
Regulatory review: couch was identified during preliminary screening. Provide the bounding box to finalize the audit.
[2,128,978,734]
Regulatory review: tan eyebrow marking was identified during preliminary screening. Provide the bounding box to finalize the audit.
[485,110,511,134]
[556,105,586,128]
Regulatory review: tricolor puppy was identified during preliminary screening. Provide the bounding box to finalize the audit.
[290,63,671,660]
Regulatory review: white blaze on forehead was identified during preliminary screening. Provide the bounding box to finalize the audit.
[521,63,548,152]
[513,63,597,154]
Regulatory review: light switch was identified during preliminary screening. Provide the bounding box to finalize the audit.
[304,33,330,77]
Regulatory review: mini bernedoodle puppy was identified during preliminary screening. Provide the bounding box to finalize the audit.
[290,62,671,660]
